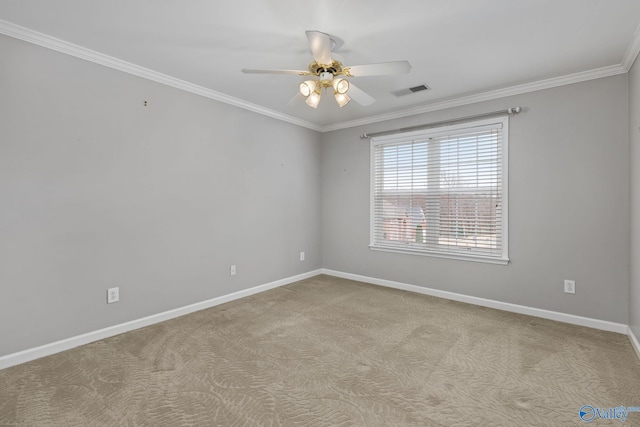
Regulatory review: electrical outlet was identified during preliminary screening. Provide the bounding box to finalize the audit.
[300,252,305,261]
[107,287,120,304]
[230,265,237,276]
[564,280,576,294]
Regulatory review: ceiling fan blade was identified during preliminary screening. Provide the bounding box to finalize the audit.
[305,30,333,65]
[242,68,310,75]
[347,83,375,106]
[345,60,411,77]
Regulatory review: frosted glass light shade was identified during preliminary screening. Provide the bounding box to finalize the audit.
[332,78,349,94]
[334,93,350,107]
[299,80,317,97]
[306,91,321,108]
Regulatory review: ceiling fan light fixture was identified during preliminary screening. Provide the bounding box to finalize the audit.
[334,92,350,108]
[306,90,321,108]
[332,78,349,94]
[243,31,412,110]
[299,80,317,97]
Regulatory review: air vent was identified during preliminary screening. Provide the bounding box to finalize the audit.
[391,84,430,97]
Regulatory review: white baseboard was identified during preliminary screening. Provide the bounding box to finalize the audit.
[629,327,640,361]
[2,268,636,371]
[0,269,322,371]
[321,269,629,335]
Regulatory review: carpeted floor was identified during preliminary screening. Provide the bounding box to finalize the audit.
[1,275,639,426]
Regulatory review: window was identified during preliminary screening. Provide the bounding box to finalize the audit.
[370,116,508,264]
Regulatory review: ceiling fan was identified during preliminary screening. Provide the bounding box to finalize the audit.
[241,31,411,108]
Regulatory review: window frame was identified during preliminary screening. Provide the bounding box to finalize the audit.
[369,116,509,265]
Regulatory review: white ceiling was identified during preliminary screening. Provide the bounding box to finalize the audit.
[1,1,640,131]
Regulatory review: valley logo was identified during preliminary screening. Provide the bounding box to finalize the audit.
[579,405,640,423]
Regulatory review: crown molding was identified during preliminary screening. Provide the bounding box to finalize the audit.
[0,19,632,134]
[322,64,627,132]
[622,23,640,71]
[0,20,323,132]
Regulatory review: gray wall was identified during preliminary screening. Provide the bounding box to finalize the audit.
[322,75,630,324]
[0,35,322,356]
[1,30,635,359]
[630,57,640,339]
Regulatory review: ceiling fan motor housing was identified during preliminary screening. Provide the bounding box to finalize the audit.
[309,60,344,77]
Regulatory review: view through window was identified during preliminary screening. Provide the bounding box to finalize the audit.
[370,116,508,264]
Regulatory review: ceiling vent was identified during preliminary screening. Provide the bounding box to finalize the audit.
[391,84,430,97]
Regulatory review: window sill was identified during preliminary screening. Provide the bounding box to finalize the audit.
[369,245,509,265]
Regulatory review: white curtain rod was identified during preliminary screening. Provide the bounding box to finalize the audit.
[359,106,523,139]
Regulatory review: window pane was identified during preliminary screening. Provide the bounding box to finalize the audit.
[371,118,508,263]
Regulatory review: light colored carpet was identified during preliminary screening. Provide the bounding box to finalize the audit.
[1,275,639,426]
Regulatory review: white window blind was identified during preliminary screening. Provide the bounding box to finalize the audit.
[370,116,508,264]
